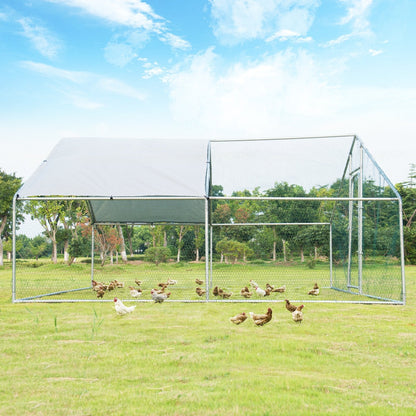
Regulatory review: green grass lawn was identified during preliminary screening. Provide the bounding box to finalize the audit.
[1,262,415,415]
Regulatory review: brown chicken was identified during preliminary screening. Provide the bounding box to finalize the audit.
[266,283,274,291]
[158,282,168,289]
[240,287,252,298]
[135,279,142,287]
[96,288,105,298]
[285,299,297,313]
[213,286,219,296]
[195,287,206,296]
[272,285,286,293]
[221,291,233,299]
[229,312,248,325]
[195,278,204,285]
[292,305,304,323]
[249,308,273,326]
[308,283,319,296]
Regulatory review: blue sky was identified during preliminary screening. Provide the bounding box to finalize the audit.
[1,0,415,185]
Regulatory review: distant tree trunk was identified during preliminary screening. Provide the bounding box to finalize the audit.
[7,251,11,261]
[314,245,318,260]
[177,225,184,262]
[195,248,200,262]
[117,225,128,263]
[164,230,167,247]
[110,250,114,265]
[0,217,6,266]
[51,229,58,264]
[272,226,277,261]
[220,252,224,263]
[300,246,305,262]
[282,239,287,262]
[63,240,70,262]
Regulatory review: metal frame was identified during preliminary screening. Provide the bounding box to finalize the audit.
[11,135,406,304]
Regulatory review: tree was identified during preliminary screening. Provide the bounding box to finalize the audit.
[193,225,204,262]
[116,224,128,263]
[29,236,49,260]
[0,170,22,266]
[175,225,192,262]
[25,201,63,263]
[144,246,171,265]
[122,225,135,256]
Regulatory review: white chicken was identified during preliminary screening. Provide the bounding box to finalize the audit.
[114,297,136,315]
[129,286,142,298]
[249,279,259,288]
[151,289,170,303]
[255,286,266,297]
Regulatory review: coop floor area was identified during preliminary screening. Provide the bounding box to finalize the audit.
[12,259,403,304]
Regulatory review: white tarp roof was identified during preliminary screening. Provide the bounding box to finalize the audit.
[18,138,211,224]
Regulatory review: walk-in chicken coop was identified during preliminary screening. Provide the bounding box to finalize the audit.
[12,135,405,304]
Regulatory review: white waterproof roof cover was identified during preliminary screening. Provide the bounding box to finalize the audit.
[18,138,211,224]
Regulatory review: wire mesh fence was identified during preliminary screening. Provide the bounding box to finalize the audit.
[12,135,405,304]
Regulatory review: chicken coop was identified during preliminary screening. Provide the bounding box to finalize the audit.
[12,135,405,304]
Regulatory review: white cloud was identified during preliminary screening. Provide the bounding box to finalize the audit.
[20,61,90,83]
[47,0,161,30]
[324,0,374,47]
[209,0,319,44]
[21,61,146,107]
[158,32,191,50]
[339,0,373,31]
[321,32,355,47]
[266,29,312,42]
[369,48,382,56]
[166,48,338,136]
[97,77,146,100]
[47,0,190,51]
[104,41,137,67]
[17,17,62,58]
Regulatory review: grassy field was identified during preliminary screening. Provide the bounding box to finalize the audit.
[1,261,415,415]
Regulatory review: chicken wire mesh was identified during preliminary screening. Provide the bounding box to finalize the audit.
[12,135,405,303]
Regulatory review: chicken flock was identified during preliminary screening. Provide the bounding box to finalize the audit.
[103,276,318,324]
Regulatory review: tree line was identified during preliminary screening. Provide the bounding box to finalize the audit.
[1,166,416,266]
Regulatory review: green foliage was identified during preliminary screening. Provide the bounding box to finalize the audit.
[29,235,49,260]
[306,257,316,269]
[216,237,253,263]
[144,246,171,265]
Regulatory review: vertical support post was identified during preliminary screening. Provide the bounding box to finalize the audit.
[210,225,213,289]
[329,223,333,288]
[91,224,95,285]
[205,197,209,302]
[347,154,353,287]
[12,194,17,303]
[358,146,364,294]
[398,199,406,304]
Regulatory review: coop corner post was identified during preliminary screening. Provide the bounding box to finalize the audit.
[347,154,353,288]
[90,223,95,286]
[358,145,364,295]
[329,222,333,288]
[398,198,406,304]
[205,197,210,302]
[12,193,18,303]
